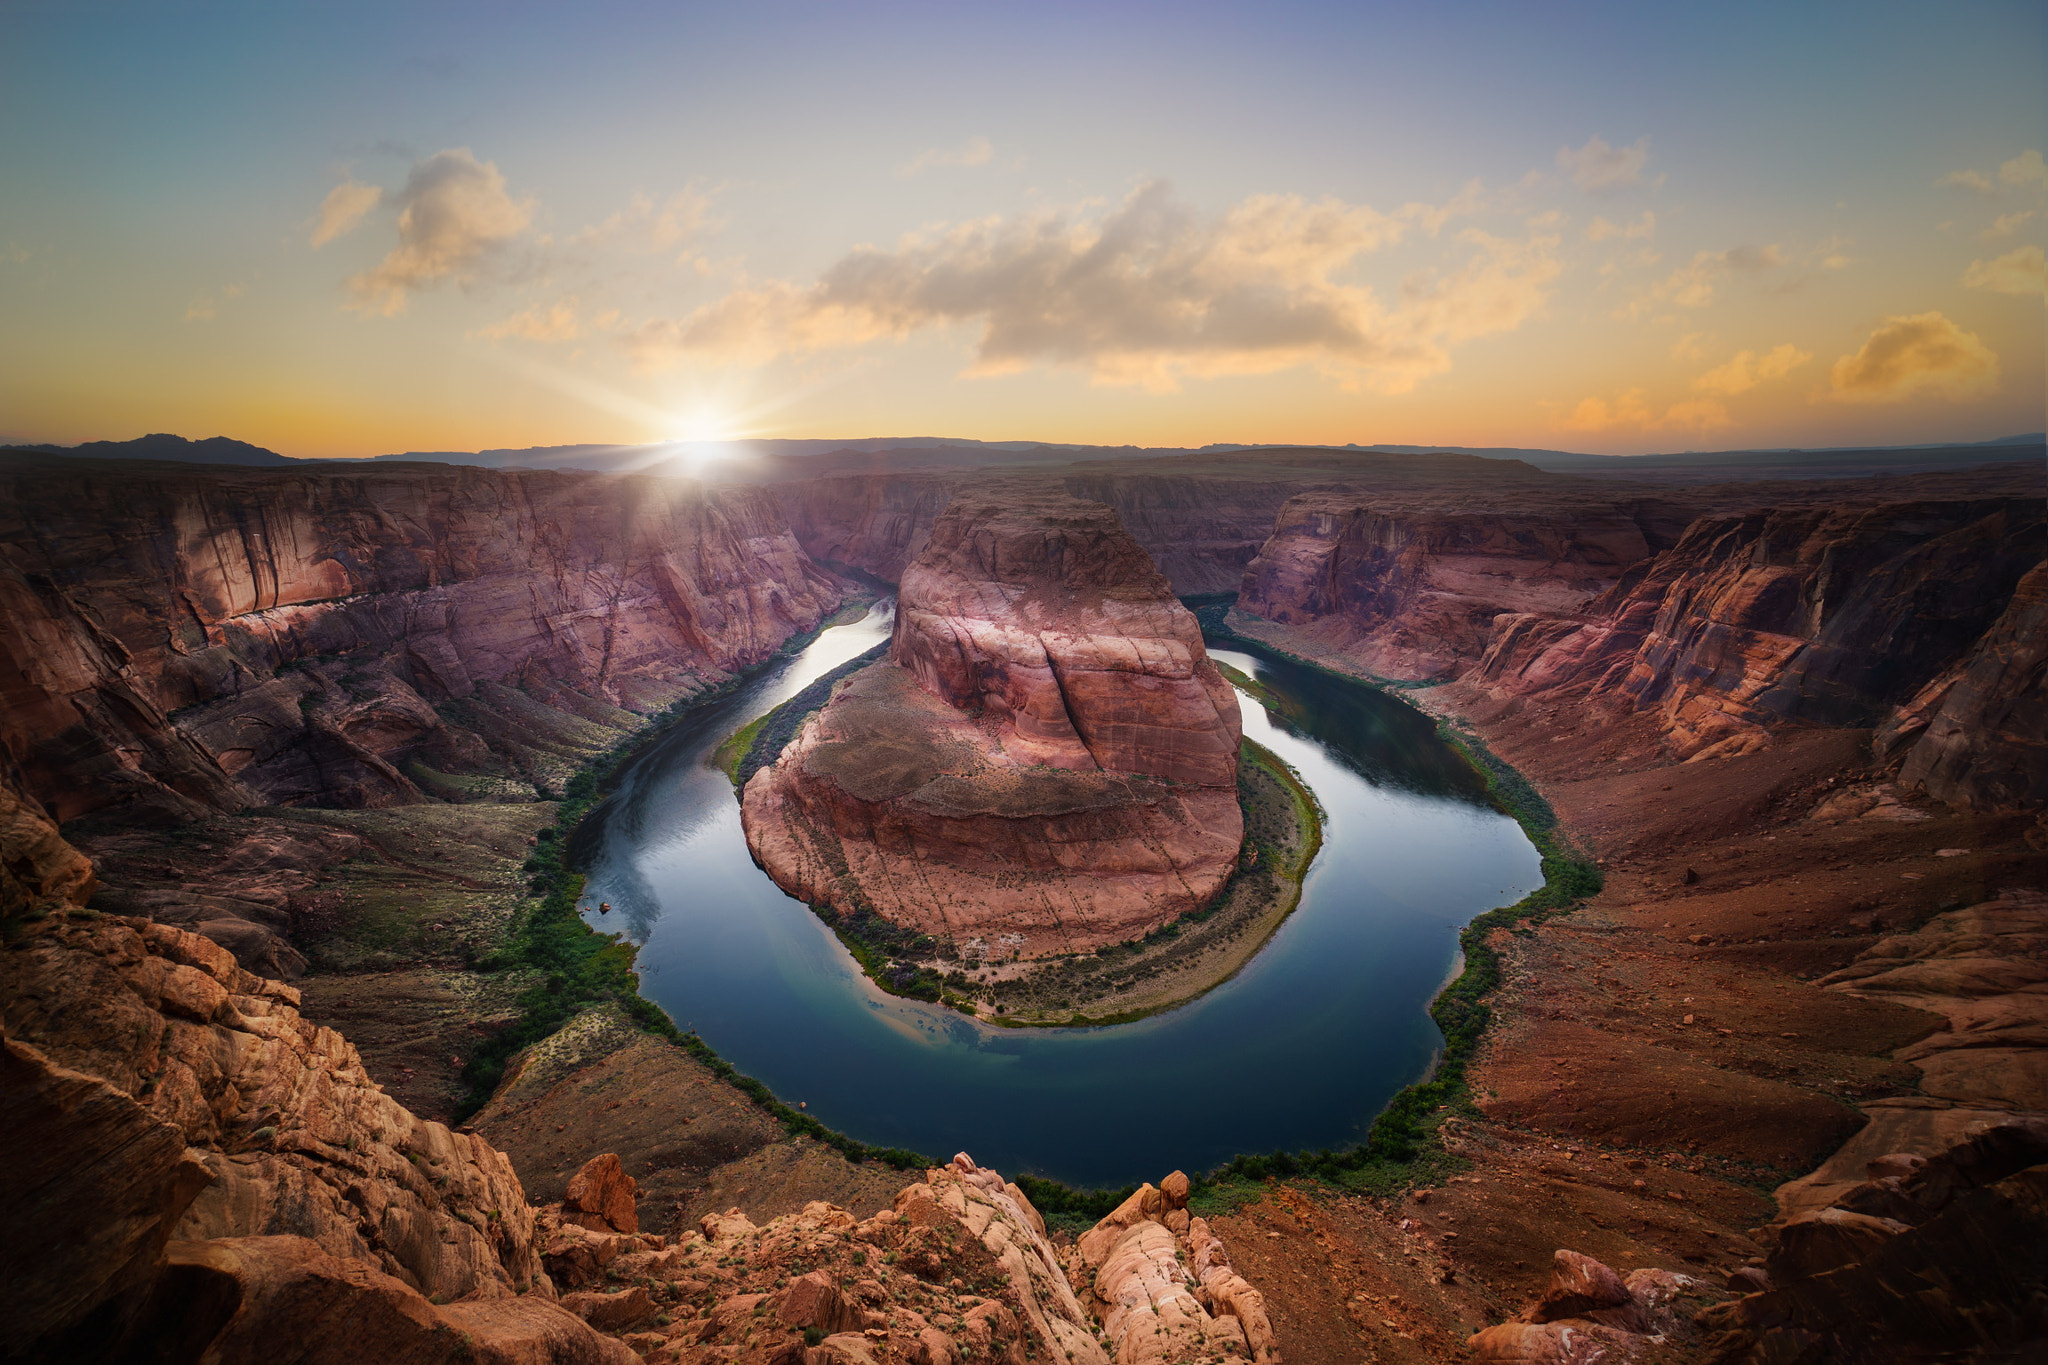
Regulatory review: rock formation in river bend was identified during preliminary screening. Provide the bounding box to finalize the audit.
[743,490,1243,958]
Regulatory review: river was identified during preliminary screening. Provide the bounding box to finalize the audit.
[578,600,1541,1187]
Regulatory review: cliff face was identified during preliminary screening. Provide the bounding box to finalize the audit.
[893,491,1241,785]
[743,492,1243,957]
[1464,498,2045,761]
[1879,559,2048,813]
[0,459,848,822]
[1235,489,1698,680]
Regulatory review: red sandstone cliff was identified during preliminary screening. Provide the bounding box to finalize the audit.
[1234,487,1696,679]
[743,492,1243,958]
[1458,498,2046,763]
[0,457,848,824]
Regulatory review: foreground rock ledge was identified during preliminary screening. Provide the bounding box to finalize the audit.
[744,490,1243,959]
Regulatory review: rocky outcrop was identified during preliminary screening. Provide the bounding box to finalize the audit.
[1073,1172,1280,1365]
[744,492,1242,957]
[1,913,629,1363]
[0,457,847,823]
[1,761,95,915]
[515,1152,1278,1365]
[563,1152,640,1235]
[1458,498,2045,764]
[1468,1251,1706,1364]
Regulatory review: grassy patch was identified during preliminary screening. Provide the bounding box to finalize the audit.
[711,712,771,783]
[726,642,888,790]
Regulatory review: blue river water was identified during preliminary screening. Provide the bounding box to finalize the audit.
[578,601,1540,1187]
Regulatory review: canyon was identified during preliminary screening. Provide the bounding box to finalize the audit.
[741,489,1244,959]
[2,442,2044,1364]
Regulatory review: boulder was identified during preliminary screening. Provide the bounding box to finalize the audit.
[564,1152,639,1234]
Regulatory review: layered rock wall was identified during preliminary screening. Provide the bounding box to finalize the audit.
[0,459,847,821]
[1235,489,1697,679]
[1461,498,2045,761]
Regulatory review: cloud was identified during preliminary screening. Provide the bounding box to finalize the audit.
[1962,244,2046,298]
[1556,388,1728,433]
[1623,243,1785,317]
[344,149,533,316]
[2000,149,2046,188]
[184,282,245,322]
[897,136,995,177]
[623,181,1557,393]
[474,297,584,341]
[568,185,720,260]
[310,180,383,247]
[1669,331,1709,362]
[1828,312,1999,403]
[1691,342,1812,396]
[1940,152,2045,195]
[1938,168,1995,194]
[1983,210,2035,240]
[1557,135,1650,191]
[1586,211,1655,242]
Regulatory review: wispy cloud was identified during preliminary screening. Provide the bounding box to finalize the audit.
[342,148,533,316]
[897,136,995,177]
[1622,243,1784,318]
[1691,342,1811,396]
[566,185,721,262]
[1999,149,2046,188]
[1938,149,2046,195]
[1962,245,2045,299]
[1982,210,2035,241]
[620,180,1554,394]
[310,180,383,247]
[1938,168,1995,194]
[1586,211,1655,242]
[1557,135,1650,191]
[474,297,587,341]
[1554,388,1729,434]
[183,282,245,322]
[1827,311,1999,402]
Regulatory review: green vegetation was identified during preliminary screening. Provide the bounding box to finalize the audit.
[722,642,889,789]
[710,712,771,782]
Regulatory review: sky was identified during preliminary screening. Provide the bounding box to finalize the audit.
[1,1,2042,458]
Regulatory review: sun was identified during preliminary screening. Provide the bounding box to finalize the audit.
[666,409,738,444]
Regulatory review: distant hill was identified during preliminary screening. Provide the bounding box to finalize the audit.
[7,430,2038,485]
[0,433,301,466]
